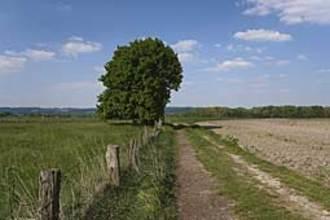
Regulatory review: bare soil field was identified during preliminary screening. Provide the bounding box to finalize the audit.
[199,119,330,182]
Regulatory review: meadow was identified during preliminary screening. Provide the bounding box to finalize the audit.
[0,118,177,219]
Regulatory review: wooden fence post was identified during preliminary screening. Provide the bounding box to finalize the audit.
[157,119,162,129]
[39,169,61,220]
[128,139,133,169]
[106,144,120,186]
[142,126,149,145]
[128,139,139,172]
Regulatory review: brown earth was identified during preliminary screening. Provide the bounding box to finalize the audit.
[199,119,330,181]
[176,130,234,220]
[202,134,330,220]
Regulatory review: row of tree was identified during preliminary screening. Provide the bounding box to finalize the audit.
[177,106,330,119]
[0,112,14,118]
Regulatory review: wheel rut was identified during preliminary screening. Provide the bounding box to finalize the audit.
[202,134,330,220]
[176,130,234,220]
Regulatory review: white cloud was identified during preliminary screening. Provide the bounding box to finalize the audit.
[248,75,271,89]
[56,2,72,12]
[214,43,222,48]
[218,77,244,84]
[0,55,27,74]
[182,80,194,87]
[226,44,265,53]
[68,36,84,41]
[317,69,330,73]
[62,37,102,56]
[234,29,293,42]
[250,55,273,61]
[217,74,289,91]
[243,0,330,25]
[94,65,105,73]
[297,54,308,61]
[171,40,200,53]
[249,55,290,66]
[227,78,244,84]
[264,58,291,66]
[249,81,268,89]
[226,44,234,51]
[217,75,269,89]
[5,49,56,61]
[171,39,200,63]
[279,88,290,93]
[177,52,195,63]
[208,57,255,72]
[24,49,56,61]
[273,60,291,66]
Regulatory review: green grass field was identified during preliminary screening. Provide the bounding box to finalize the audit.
[0,118,141,219]
[84,128,177,220]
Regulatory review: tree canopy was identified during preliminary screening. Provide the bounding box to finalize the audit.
[97,38,183,124]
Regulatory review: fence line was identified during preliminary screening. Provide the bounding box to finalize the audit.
[36,120,162,219]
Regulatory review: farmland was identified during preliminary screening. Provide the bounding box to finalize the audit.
[185,122,330,219]
[1,117,330,219]
[0,116,329,220]
[199,119,330,182]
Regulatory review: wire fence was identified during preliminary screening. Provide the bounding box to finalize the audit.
[3,120,163,220]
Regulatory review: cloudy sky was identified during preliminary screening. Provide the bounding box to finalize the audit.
[0,0,329,107]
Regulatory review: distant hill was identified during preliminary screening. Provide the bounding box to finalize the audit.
[165,107,194,115]
[1,106,329,119]
[0,107,194,117]
[0,107,96,117]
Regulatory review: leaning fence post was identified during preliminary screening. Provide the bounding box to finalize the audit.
[142,126,149,145]
[106,144,120,186]
[157,119,162,129]
[128,139,140,173]
[39,169,61,220]
[128,139,133,169]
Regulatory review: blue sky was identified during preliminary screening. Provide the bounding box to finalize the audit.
[0,0,329,107]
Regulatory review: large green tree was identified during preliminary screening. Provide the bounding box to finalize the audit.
[97,38,183,124]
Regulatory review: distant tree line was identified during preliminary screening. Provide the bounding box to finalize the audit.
[0,108,95,118]
[175,106,330,119]
[0,112,14,118]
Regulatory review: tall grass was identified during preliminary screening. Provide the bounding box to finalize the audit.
[84,127,177,220]
[0,118,140,219]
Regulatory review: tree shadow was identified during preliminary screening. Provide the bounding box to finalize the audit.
[106,120,223,130]
[166,123,222,130]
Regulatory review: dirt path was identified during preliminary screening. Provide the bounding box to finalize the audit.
[202,135,330,220]
[176,130,234,220]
